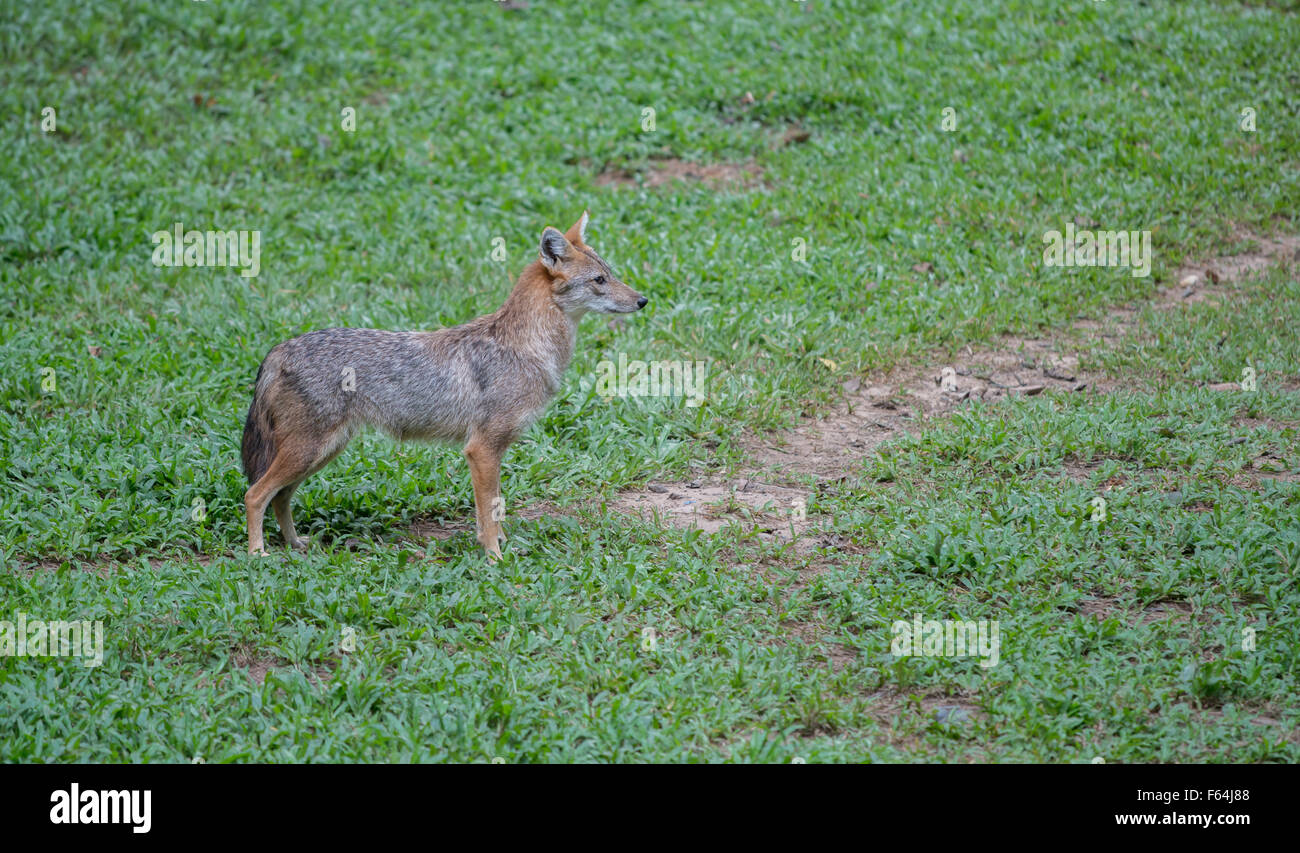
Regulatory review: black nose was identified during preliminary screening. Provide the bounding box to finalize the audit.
[636,297,648,309]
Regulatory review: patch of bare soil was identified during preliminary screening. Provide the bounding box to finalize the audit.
[14,552,213,577]
[404,519,472,544]
[1231,452,1300,488]
[782,621,858,672]
[1140,600,1197,626]
[596,158,765,190]
[15,557,115,578]
[1232,415,1300,431]
[711,687,985,758]
[232,647,281,686]
[605,476,816,546]
[864,688,987,731]
[402,502,558,552]
[1062,461,1130,485]
[228,643,334,688]
[1198,707,1292,739]
[1156,229,1300,310]
[1076,595,1208,627]
[1077,595,1125,620]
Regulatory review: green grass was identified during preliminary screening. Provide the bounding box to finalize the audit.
[1,0,1297,762]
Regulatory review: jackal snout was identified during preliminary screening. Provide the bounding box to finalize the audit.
[541,210,646,316]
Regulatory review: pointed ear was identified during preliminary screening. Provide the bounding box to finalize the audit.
[539,227,571,272]
[564,210,589,246]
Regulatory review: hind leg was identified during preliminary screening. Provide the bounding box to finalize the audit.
[272,482,309,550]
[245,452,315,555]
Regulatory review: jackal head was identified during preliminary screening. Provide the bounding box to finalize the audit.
[538,211,647,316]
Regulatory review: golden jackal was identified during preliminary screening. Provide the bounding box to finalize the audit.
[241,212,646,557]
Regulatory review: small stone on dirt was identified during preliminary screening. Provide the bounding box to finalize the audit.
[647,484,668,494]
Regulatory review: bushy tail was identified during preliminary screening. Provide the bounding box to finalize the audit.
[241,360,276,484]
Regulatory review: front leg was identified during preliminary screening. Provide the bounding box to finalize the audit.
[464,434,505,559]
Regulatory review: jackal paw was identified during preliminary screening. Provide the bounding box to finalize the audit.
[287,535,310,551]
[248,547,269,557]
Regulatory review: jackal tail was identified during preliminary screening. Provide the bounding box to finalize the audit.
[242,359,276,484]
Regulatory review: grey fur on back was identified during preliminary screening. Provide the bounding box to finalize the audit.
[257,319,569,451]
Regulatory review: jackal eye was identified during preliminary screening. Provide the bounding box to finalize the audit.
[594,275,606,285]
